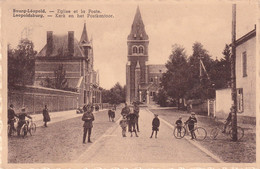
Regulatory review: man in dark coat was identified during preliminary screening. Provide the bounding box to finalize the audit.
[43,105,50,127]
[133,103,140,132]
[121,103,130,117]
[82,105,95,143]
[8,104,18,136]
[127,111,138,137]
[150,114,160,138]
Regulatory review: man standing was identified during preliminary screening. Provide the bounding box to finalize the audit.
[8,104,18,136]
[43,105,51,127]
[127,111,138,137]
[121,103,130,117]
[133,102,140,132]
[121,103,130,131]
[17,107,32,136]
[82,105,95,144]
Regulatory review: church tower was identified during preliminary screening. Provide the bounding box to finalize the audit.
[126,6,149,104]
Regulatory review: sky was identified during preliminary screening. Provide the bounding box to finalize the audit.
[3,1,258,89]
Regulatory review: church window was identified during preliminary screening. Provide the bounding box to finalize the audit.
[139,46,144,54]
[133,46,138,54]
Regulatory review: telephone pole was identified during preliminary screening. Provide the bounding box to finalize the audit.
[231,4,238,141]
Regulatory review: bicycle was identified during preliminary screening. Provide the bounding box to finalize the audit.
[26,119,37,136]
[173,123,207,141]
[210,122,244,141]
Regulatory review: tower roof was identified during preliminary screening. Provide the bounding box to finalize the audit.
[80,22,89,44]
[128,6,149,40]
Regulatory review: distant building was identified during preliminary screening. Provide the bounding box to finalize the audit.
[126,7,167,104]
[235,26,256,117]
[35,23,102,107]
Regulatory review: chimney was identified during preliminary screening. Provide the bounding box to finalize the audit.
[68,31,74,56]
[46,31,53,56]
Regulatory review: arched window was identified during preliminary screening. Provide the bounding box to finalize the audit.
[139,46,144,54]
[133,46,138,54]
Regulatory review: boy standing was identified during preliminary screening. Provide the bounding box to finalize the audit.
[175,117,183,134]
[150,114,160,138]
[185,112,197,139]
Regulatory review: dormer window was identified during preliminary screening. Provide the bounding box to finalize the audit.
[133,46,138,54]
[139,46,144,54]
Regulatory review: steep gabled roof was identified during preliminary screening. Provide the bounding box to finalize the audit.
[36,34,84,57]
[128,6,149,40]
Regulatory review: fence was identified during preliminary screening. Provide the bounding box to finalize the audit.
[8,85,79,114]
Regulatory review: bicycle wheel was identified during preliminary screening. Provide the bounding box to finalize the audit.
[21,124,28,138]
[210,127,219,139]
[194,127,207,141]
[173,126,186,139]
[229,126,244,141]
[29,123,36,136]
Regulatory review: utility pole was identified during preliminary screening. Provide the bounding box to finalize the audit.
[231,4,238,141]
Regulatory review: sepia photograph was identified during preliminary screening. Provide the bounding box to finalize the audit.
[0,0,259,168]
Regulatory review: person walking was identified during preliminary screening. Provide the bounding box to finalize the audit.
[82,105,95,144]
[150,114,160,138]
[127,111,138,137]
[133,102,140,132]
[42,105,51,127]
[8,104,18,136]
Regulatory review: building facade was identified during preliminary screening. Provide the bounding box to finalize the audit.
[235,27,256,117]
[126,7,167,104]
[35,23,102,108]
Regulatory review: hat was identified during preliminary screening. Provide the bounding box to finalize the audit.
[10,104,14,108]
[154,114,158,116]
[191,112,195,115]
[179,117,182,119]
[21,107,26,111]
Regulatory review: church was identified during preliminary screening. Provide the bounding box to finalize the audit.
[126,7,167,104]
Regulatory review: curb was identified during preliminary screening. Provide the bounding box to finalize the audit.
[146,108,224,163]
[75,115,122,162]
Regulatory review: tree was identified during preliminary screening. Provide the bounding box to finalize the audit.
[154,89,168,107]
[101,83,126,104]
[186,42,214,100]
[8,39,37,87]
[161,44,188,109]
[54,64,68,90]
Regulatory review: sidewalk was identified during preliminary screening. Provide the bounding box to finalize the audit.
[31,109,107,127]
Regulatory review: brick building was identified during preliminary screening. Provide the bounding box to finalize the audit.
[126,7,167,104]
[35,23,102,108]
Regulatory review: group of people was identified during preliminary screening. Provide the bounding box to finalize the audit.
[119,102,162,139]
[119,102,140,137]
[8,104,51,137]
